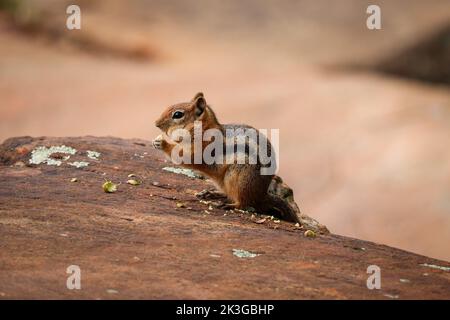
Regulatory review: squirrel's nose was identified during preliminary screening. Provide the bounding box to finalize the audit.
[155,119,162,129]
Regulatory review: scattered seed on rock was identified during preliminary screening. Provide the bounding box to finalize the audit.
[127,179,141,186]
[102,181,117,193]
[255,218,266,224]
[70,178,78,182]
[304,230,316,238]
[14,161,25,167]
[176,202,186,208]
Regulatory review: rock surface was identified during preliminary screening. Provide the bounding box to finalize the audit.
[0,136,449,299]
[2,5,450,262]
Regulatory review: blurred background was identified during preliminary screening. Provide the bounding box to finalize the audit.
[1,0,449,261]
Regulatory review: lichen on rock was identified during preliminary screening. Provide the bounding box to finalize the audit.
[232,249,260,258]
[87,150,101,160]
[420,263,450,272]
[162,166,203,179]
[68,161,89,168]
[29,145,77,166]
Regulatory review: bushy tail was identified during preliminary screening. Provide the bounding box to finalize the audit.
[258,194,301,223]
[255,175,329,233]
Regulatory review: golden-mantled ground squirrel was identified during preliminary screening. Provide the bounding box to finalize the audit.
[153,92,301,223]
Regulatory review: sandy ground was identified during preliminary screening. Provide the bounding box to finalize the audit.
[0,0,450,261]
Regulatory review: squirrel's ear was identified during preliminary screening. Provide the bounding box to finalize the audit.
[193,93,206,117]
[191,92,204,102]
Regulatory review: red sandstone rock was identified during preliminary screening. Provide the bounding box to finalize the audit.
[0,136,449,299]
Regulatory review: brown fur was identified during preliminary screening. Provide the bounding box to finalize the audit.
[154,92,300,223]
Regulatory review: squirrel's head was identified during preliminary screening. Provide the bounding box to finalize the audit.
[155,92,219,136]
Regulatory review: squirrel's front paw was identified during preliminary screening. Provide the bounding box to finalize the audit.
[152,134,166,150]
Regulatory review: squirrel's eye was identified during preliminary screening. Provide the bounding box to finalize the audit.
[172,111,184,119]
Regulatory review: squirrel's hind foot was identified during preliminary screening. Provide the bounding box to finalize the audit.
[216,202,239,210]
[195,189,228,201]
